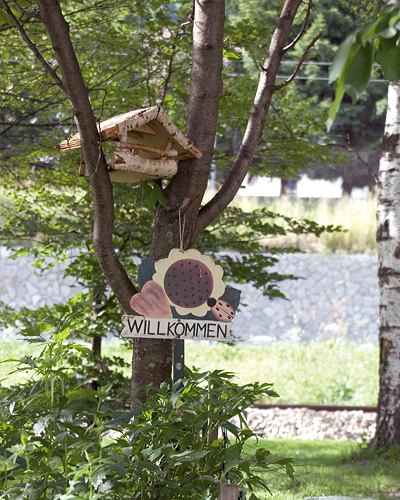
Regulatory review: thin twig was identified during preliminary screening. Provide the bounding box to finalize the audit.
[296,136,379,184]
[343,145,378,184]
[0,0,65,90]
[180,0,195,26]
[0,119,70,127]
[273,33,321,90]
[161,46,176,105]
[0,96,68,135]
[283,0,313,53]
[9,0,35,17]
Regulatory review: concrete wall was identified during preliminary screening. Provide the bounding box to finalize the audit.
[0,247,379,343]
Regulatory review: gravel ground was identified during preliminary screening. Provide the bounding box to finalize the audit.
[243,407,377,442]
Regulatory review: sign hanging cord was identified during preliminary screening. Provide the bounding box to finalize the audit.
[178,207,186,251]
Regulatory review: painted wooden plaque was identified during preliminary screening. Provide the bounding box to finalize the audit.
[121,248,241,341]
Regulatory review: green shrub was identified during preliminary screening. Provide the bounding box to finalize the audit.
[0,303,293,499]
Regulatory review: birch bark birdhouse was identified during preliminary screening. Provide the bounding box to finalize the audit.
[57,106,202,184]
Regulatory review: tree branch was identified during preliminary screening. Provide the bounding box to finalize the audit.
[296,136,379,184]
[274,33,321,91]
[161,45,176,105]
[9,0,34,17]
[0,96,68,135]
[34,0,136,313]
[196,0,304,236]
[180,0,195,26]
[150,0,226,257]
[283,0,313,52]
[0,0,65,90]
[0,119,71,127]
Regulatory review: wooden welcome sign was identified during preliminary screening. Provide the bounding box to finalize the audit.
[121,249,241,342]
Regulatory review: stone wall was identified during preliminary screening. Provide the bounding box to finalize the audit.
[0,247,82,310]
[232,253,378,343]
[0,248,379,343]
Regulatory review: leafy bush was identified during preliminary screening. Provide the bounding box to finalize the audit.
[0,304,293,499]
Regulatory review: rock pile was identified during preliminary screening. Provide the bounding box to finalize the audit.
[243,407,377,441]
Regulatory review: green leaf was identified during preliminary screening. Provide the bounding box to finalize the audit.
[223,49,242,61]
[389,14,400,28]
[153,183,168,207]
[170,449,209,461]
[0,7,12,25]
[360,19,380,44]
[376,37,400,81]
[343,41,374,102]
[222,421,240,438]
[327,38,374,131]
[376,17,398,39]
[326,84,345,132]
[140,181,168,208]
[106,407,142,426]
[328,33,357,84]
[66,389,98,402]
[92,467,107,489]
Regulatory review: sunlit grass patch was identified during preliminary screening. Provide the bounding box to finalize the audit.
[233,196,377,254]
[251,439,400,500]
[1,337,378,406]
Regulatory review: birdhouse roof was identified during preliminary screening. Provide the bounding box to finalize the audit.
[57,105,202,160]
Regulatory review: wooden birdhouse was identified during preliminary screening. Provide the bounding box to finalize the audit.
[57,106,202,184]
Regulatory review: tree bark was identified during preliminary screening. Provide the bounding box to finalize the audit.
[370,82,400,449]
[130,0,226,399]
[35,0,135,315]
[196,0,304,235]
[131,0,307,398]
[29,0,312,403]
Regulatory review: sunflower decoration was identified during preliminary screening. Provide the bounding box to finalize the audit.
[130,248,240,321]
[152,249,226,317]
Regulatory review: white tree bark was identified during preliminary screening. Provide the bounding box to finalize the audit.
[373,82,400,448]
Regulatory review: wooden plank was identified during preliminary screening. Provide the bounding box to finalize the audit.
[111,141,178,158]
[121,316,234,341]
[103,124,156,140]
[135,123,156,135]
[78,162,85,177]
[109,170,159,184]
[219,484,239,500]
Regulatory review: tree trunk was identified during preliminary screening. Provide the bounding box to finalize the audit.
[27,0,310,404]
[130,0,226,400]
[370,82,400,449]
[36,0,136,316]
[219,484,239,500]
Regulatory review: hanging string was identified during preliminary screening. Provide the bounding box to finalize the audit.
[178,207,186,251]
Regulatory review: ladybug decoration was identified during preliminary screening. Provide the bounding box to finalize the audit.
[130,249,240,323]
[208,298,236,322]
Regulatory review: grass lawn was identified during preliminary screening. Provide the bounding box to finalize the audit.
[251,439,400,500]
[0,338,396,500]
[1,338,379,406]
[105,338,379,406]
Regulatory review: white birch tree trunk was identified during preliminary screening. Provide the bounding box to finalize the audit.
[372,81,400,448]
